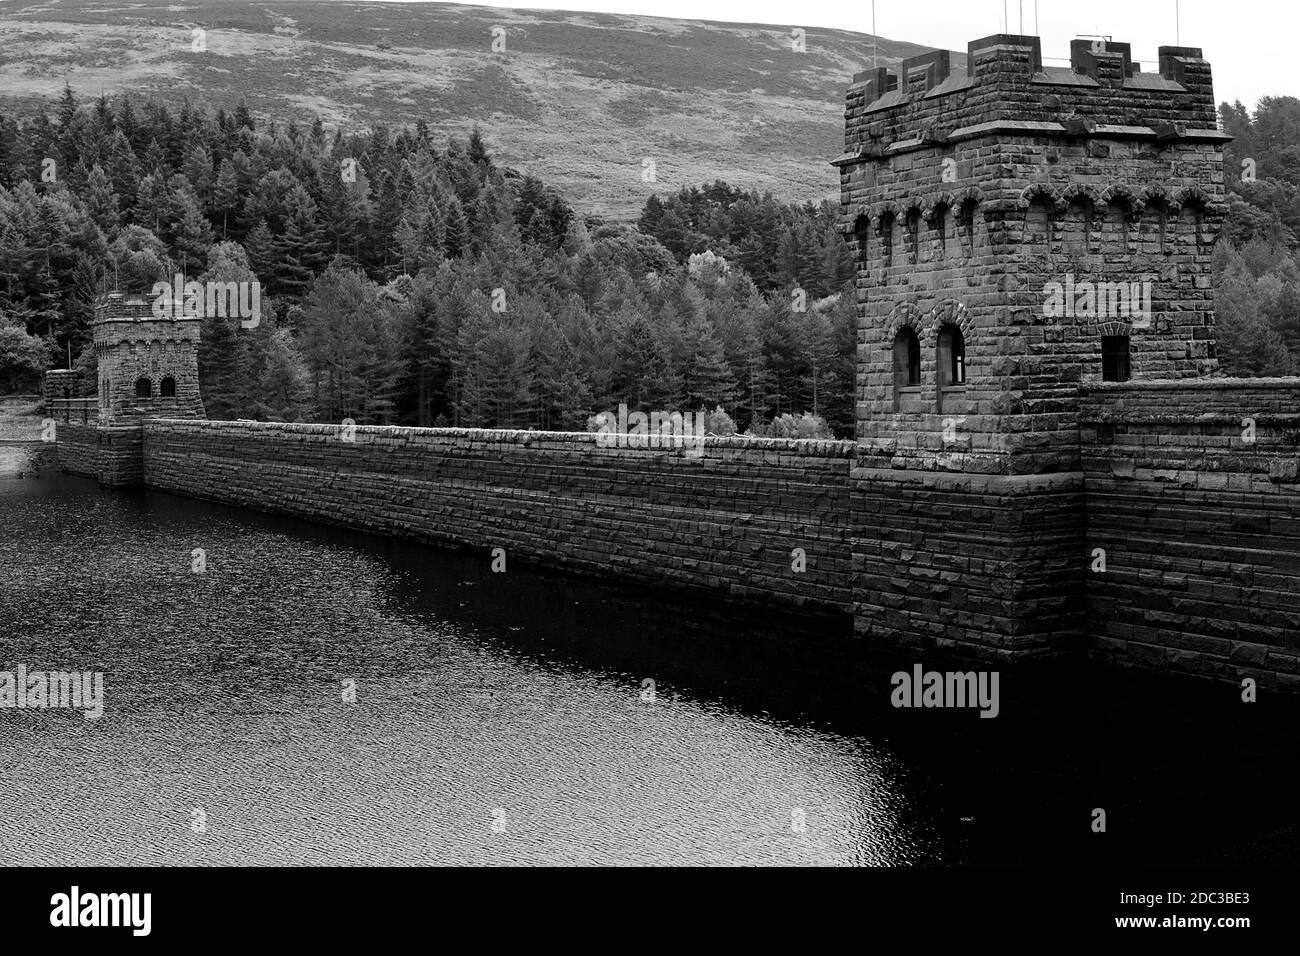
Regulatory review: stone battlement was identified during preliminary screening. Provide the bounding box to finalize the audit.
[840,34,1222,160]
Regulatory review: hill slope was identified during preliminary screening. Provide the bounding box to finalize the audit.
[0,0,953,219]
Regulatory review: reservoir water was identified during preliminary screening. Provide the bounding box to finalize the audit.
[1,444,1295,866]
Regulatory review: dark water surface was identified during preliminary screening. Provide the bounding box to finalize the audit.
[1,460,1295,866]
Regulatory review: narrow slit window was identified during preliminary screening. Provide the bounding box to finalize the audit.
[959,200,977,257]
[1102,335,1131,382]
[854,215,871,269]
[1027,197,1053,251]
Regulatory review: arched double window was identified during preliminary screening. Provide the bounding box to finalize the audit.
[135,377,153,399]
[892,327,921,410]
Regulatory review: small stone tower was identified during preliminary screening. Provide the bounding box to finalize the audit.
[94,291,205,422]
[837,36,1229,660]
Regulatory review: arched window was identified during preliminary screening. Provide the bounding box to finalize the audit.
[160,376,177,398]
[1106,200,1134,255]
[936,324,966,410]
[1146,199,1170,254]
[958,199,978,257]
[1026,196,1053,251]
[879,212,896,267]
[1184,200,1207,249]
[906,208,922,264]
[892,326,921,410]
[932,205,950,260]
[135,377,153,399]
[1063,197,1094,255]
[62,387,71,400]
[853,214,871,270]
[1102,335,1131,382]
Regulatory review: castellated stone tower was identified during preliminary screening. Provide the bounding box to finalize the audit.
[94,291,206,422]
[837,36,1230,660]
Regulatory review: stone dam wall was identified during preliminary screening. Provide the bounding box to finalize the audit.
[1081,380,1300,690]
[140,419,857,619]
[55,423,144,487]
[47,402,1300,690]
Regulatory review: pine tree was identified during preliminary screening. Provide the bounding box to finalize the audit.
[183,142,215,208]
[442,192,469,259]
[213,159,239,239]
[242,219,275,286]
[468,126,491,169]
[254,326,313,421]
[27,264,62,339]
[170,191,214,268]
[679,306,738,411]
[133,173,167,234]
[84,165,121,237]
[56,83,78,131]
[612,311,679,410]
[271,216,314,300]
[107,130,139,208]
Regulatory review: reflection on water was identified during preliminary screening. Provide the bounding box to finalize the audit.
[0,469,1295,866]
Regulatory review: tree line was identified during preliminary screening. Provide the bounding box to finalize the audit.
[0,88,853,435]
[4,88,1299,420]
[1217,96,1300,375]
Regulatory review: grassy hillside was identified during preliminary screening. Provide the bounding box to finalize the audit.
[0,0,951,219]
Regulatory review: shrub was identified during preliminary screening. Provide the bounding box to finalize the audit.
[758,412,834,439]
[705,405,736,436]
